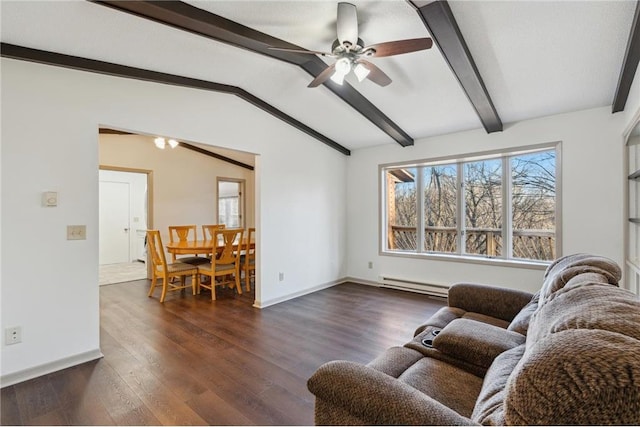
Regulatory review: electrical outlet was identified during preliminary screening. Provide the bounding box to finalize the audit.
[368,261,373,269]
[278,272,284,282]
[5,326,22,345]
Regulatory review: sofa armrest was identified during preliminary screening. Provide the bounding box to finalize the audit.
[308,360,477,426]
[448,283,534,322]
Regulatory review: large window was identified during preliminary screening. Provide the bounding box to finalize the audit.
[383,145,558,263]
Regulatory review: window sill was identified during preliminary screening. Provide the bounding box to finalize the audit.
[380,250,550,271]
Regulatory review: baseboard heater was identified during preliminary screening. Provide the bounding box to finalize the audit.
[378,276,449,298]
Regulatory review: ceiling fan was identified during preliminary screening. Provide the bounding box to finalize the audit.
[269,2,433,88]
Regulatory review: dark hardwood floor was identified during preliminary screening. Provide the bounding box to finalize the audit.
[1,280,445,426]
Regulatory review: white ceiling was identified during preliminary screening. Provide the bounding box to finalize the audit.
[1,0,637,154]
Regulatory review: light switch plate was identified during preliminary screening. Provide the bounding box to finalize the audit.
[67,225,86,240]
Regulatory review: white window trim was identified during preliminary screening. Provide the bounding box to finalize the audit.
[379,142,562,268]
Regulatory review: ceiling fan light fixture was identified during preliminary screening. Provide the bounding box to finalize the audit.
[330,72,346,85]
[331,57,352,85]
[354,62,370,82]
[335,57,352,75]
[154,137,166,149]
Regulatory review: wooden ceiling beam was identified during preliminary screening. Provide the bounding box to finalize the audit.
[92,0,414,147]
[409,0,502,133]
[612,0,640,113]
[98,128,254,170]
[1,42,350,156]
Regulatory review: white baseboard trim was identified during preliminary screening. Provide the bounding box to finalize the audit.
[344,276,448,299]
[253,279,343,308]
[1,348,104,388]
[252,276,440,309]
[342,276,382,287]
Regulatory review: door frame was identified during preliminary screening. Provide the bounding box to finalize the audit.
[99,165,154,278]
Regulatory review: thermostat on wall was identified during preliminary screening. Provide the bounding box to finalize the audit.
[42,191,58,207]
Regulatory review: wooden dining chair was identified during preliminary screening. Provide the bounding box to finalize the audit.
[242,227,256,292]
[197,228,244,300]
[202,224,226,240]
[201,224,226,260]
[146,230,199,303]
[168,225,208,265]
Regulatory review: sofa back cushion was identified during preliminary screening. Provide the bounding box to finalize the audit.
[538,253,621,304]
[504,330,640,425]
[506,292,539,335]
[503,281,640,425]
[528,277,640,345]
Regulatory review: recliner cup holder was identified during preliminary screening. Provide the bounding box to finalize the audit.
[421,329,441,347]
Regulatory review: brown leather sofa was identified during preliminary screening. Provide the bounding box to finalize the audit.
[308,254,640,425]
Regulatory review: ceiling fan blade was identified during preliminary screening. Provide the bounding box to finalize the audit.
[337,2,358,47]
[268,46,335,57]
[308,63,337,88]
[357,60,392,87]
[364,38,433,58]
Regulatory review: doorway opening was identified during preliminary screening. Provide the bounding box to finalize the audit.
[98,167,152,286]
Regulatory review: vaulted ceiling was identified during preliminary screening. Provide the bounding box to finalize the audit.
[2,0,639,156]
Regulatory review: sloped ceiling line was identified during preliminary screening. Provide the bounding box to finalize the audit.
[0,42,351,156]
[612,0,640,113]
[409,0,503,133]
[99,128,255,170]
[92,0,415,147]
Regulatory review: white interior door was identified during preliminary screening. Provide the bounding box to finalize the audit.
[99,181,131,265]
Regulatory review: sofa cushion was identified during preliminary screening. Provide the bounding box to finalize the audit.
[528,279,640,345]
[504,281,640,425]
[448,283,534,322]
[461,312,510,329]
[397,356,484,418]
[366,346,424,378]
[539,253,621,304]
[504,330,640,425]
[471,344,525,425]
[308,360,476,426]
[433,319,525,369]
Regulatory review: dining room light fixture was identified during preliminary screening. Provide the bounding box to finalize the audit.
[154,137,179,149]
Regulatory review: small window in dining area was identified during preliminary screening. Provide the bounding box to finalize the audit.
[218,178,245,228]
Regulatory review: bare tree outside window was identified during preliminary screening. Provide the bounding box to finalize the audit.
[424,165,457,252]
[464,159,503,256]
[512,151,556,260]
[384,147,557,262]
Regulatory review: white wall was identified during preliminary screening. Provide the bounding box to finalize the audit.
[0,58,347,383]
[347,106,630,294]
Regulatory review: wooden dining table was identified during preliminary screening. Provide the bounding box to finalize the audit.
[166,238,254,257]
